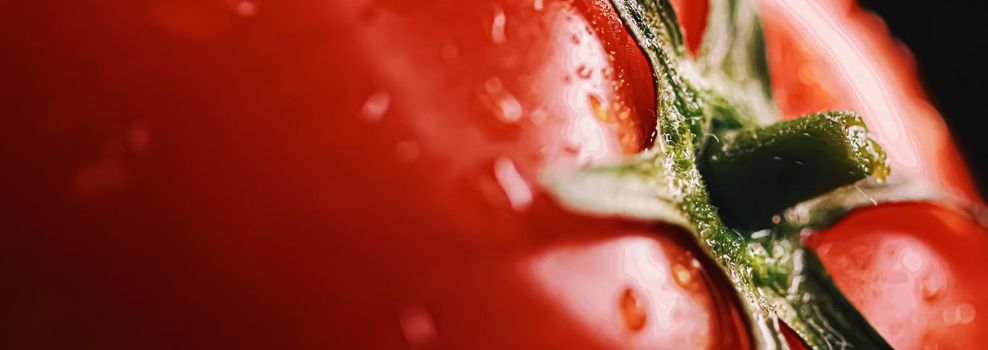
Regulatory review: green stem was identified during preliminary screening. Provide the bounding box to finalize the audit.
[701,111,889,230]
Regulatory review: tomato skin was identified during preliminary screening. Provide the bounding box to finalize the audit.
[807,203,988,349]
[3,0,985,349]
[2,0,748,349]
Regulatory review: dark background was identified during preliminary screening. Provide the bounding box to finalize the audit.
[860,0,987,198]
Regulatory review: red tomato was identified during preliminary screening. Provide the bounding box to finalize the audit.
[3,0,747,349]
[2,0,984,349]
[807,203,988,349]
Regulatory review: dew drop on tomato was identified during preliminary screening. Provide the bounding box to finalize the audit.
[530,108,549,125]
[497,94,523,124]
[619,287,648,332]
[233,0,257,18]
[492,157,532,212]
[480,76,524,124]
[900,249,924,272]
[570,33,582,45]
[672,263,694,288]
[942,303,977,325]
[919,272,946,301]
[491,7,507,44]
[399,303,438,348]
[587,94,608,122]
[576,64,593,79]
[360,90,391,124]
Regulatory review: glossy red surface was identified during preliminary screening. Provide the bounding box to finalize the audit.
[3,0,747,349]
[808,204,988,349]
[3,0,985,349]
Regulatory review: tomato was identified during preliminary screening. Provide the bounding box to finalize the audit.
[3,0,984,349]
[4,0,748,349]
[806,203,988,348]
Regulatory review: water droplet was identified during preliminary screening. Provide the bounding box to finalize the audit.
[533,0,544,11]
[493,157,532,211]
[587,95,608,122]
[399,304,438,348]
[497,94,523,123]
[234,0,257,17]
[491,8,507,44]
[564,143,581,155]
[570,33,581,44]
[575,65,592,79]
[530,108,549,125]
[901,250,924,272]
[943,303,976,325]
[482,77,522,124]
[619,288,647,332]
[441,43,459,61]
[750,230,770,240]
[690,257,702,269]
[920,273,945,301]
[395,141,420,164]
[672,263,694,288]
[771,215,781,224]
[360,91,391,123]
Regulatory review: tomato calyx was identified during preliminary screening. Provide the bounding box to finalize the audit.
[545,0,984,348]
[700,111,889,230]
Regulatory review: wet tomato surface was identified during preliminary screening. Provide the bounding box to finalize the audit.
[2,0,985,349]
